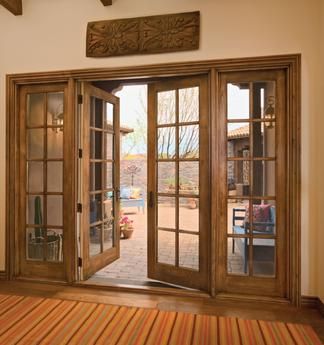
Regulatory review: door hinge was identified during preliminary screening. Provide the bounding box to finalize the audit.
[77,203,82,213]
[78,257,83,267]
[77,94,83,104]
[78,148,83,158]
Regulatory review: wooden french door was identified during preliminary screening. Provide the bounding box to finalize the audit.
[80,83,120,279]
[18,83,71,281]
[147,76,210,291]
[217,70,287,297]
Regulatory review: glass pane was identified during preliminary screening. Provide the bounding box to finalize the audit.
[26,195,44,225]
[158,230,175,265]
[27,162,43,192]
[251,200,276,235]
[179,125,199,159]
[228,237,249,275]
[227,83,249,120]
[158,197,176,229]
[103,193,113,221]
[47,92,64,126]
[179,197,199,232]
[27,129,44,159]
[46,229,63,262]
[158,162,176,193]
[47,196,63,226]
[179,87,199,123]
[90,194,102,224]
[254,81,276,120]
[104,133,113,160]
[47,128,63,159]
[252,122,275,158]
[105,102,114,128]
[27,93,45,127]
[253,238,275,277]
[90,98,103,128]
[227,199,249,235]
[90,163,102,192]
[47,162,63,193]
[179,233,199,270]
[90,130,103,160]
[90,225,102,256]
[104,162,113,190]
[103,221,114,251]
[158,127,176,159]
[227,123,250,158]
[27,228,45,261]
[252,160,275,196]
[157,90,176,125]
[227,160,250,196]
[179,161,199,195]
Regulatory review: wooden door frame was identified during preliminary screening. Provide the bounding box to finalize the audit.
[6,54,301,305]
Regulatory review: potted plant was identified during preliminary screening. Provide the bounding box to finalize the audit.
[120,216,134,239]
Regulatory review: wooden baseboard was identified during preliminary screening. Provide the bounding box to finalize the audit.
[301,295,324,317]
[0,271,7,280]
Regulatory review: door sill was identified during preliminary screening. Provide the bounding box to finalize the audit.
[74,279,210,298]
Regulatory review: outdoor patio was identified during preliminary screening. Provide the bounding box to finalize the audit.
[91,201,247,284]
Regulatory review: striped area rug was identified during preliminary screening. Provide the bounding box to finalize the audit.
[0,294,322,345]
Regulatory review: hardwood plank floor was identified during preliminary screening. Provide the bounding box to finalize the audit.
[0,281,323,342]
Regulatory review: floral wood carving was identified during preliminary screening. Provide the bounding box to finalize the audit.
[86,11,200,57]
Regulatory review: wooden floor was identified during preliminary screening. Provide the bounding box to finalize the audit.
[0,281,323,342]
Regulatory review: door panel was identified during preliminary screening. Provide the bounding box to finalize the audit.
[148,76,210,291]
[81,83,120,279]
[218,70,287,297]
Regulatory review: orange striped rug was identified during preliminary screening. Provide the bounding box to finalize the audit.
[0,294,321,345]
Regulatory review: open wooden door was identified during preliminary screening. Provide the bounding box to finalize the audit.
[147,76,210,291]
[80,83,120,279]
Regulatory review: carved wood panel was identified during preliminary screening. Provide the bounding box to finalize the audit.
[86,11,200,58]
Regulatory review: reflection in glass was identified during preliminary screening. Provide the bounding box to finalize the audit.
[158,127,176,159]
[90,98,103,128]
[179,162,199,195]
[103,221,113,251]
[252,122,275,158]
[90,226,102,257]
[179,87,199,123]
[227,123,250,159]
[27,93,45,127]
[105,102,114,127]
[47,196,63,226]
[90,194,102,224]
[104,132,113,160]
[179,233,199,270]
[157,90,176,124]
[104,163,113,190]
[103,194,113,221]
[227,83,249,119]
[47,92,64,127]
[46,229,63,262]
[26,195,44,226]
[27,129,44,160]
[90,163,102,192]
[228,237,249,275]
[253,81,276,120]
[227,160,250,196]
[252,238,275,277]
[27,162,43,192]
[47,162,63,193]
[158,230,175,265]
[90,130,103,159]
[158,162,176,193]
[47,128,63,159]
[227,199,249,235]
[158,197,176,229]
[27,228,45,261]
[252,160,275,196]
[179,198,199,232]
[179,125,199,158]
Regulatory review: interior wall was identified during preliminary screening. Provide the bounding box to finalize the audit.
[0,0,322,298]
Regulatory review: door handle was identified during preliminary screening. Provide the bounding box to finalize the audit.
[149,191,154,208]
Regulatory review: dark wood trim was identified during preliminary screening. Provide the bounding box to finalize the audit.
[6,54,301,305]
[0,271,7,280]
[0,0,22,15]
[301,295,324,317]
[100,0,112,5]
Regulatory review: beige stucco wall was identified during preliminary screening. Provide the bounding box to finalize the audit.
[0,0,322,298]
